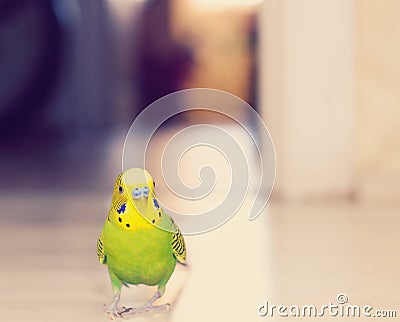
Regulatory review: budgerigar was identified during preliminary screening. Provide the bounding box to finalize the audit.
[97,168,186,319]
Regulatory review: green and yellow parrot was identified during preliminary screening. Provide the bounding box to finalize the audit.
[97,168,186,319]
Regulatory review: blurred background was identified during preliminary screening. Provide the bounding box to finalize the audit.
[1,0,399,321]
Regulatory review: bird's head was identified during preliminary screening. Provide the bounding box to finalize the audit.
[122,167,156,199]
[112,168,156,216]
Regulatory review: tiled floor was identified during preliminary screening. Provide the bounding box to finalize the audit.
[1,194,399,321]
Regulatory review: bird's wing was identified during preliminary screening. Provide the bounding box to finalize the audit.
[97,231,107,264]
[147,194,186,264]
[171,223,186,264]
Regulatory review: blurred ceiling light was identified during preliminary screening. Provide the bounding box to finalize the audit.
[190,0,263,11]
[106,0,146,25]
[107,0,147,2]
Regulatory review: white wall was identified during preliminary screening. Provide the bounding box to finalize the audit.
[259,0,356,201]
[357,0,400,203]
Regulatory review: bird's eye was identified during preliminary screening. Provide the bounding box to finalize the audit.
[153,181,156,188]
[142,186,149,197]
[118,186,123,194]
[132,187,141,199]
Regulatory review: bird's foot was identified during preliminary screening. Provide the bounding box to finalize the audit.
[118,303,170,318]
[103,304,125,320]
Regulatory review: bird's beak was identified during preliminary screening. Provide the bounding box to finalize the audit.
[133,195,147,216]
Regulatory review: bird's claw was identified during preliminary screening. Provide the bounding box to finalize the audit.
[119,303,170,318]
[104,303,170,320]
[103,304,125,320]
